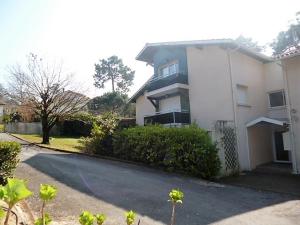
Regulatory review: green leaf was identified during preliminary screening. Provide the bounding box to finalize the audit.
[79,211,94,225]
[1,178,32,207]
[34,213,52,225]
[39,184,57,202]
[125,210,136,225]
[0,207,5,219]
[169,189,184,204]
[95,213,106,225]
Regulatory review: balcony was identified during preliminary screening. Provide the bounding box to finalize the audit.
[147,73,188,92]
[144,111,190,125]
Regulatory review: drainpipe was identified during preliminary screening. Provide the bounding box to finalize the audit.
[277,61,298,174]
[226,45,244,170]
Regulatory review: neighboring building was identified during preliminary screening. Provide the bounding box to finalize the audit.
[280,49,300,174]
[130,39,300,174]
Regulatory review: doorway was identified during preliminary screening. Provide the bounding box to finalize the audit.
[274,131,290,162]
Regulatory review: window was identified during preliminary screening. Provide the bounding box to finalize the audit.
[159,62,179,77]
[236,85,249,105]
[269,90,286,108]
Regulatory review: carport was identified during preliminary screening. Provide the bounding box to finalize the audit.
[246,117,292,171]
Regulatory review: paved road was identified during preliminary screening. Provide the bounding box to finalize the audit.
[1,133,300,225]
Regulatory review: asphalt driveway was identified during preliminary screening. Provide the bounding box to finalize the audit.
[1,133,300,225]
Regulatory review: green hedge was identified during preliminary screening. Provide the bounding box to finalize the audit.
[0,141,21,184]
[113,125,221,179]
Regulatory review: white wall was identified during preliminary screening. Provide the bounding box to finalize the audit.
[284,55,300,173]
[159,96,181,112]
[264,62,288,120]
[248,125,273,169]
[230,50,269,170]
[135,94,156,125]
[187,46,234,130]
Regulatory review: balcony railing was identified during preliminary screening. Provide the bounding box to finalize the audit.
[144,111,190,125]
[147,73,188,92]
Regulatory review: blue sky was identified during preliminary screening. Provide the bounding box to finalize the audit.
[0,0,299,97]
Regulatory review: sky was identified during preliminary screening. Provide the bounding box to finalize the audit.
[0,0,299,98]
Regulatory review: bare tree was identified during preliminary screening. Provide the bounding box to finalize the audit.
[8,53,89,144]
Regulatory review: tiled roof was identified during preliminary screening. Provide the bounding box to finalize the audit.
[276,48,300,60]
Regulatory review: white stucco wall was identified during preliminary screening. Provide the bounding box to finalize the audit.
[229,50,269,170]
[135,94,156,125]
[159,96,181,113]
[248,125,273,169]
[187,46,234,130]
[283,55,300,173]
[264,62,288,120]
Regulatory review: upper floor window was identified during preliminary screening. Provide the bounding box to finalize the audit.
[236,84,249,106]
[159,62,179,77]
[269,90,286,108]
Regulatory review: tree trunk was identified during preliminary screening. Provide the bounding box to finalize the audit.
[111,76,115,92]
[170,203,176,225]
[41,117,50,144]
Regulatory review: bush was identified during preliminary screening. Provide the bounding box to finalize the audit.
[113,125,221,179]
[80,112,119,155]
[0,141,21,184]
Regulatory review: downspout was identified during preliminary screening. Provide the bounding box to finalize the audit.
[226,45,243,170]
[278,61,298,174]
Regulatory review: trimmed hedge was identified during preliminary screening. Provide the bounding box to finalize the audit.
[113,125,221,179]
[0,141,21,184]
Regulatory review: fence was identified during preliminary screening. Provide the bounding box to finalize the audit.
[4,122,60,136]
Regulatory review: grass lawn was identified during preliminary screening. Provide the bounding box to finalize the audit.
[13,134,82,152]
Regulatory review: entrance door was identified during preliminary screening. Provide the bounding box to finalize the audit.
[274,131,290,162]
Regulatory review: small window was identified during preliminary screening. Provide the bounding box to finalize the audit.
[169,63,178,75]
[159,62,179,77]
[237,85,249,105]
[269,90,286,108]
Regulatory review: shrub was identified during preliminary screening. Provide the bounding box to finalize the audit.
[113,125,221,179]
[80,112,119,155]
[0,142,21,184]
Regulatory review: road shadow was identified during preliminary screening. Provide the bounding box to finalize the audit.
[22,151,299,225]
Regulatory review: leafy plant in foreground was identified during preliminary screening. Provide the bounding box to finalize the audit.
[125,210,136,225]
[35,184,57,225]
[169,189,184,225]
[79,211,95,225]
[0,178,32,225]
[95,213,107,225]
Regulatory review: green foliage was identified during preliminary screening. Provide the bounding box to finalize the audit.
[34,213,52,225]
[39,184,57,202]
[271,12,300,54]
[80,112,119,155]
[0,208,5,219]
[79,211,95,225]
[0,178,32,207]
[68,112,98,124]
[125,210,136,225]
[2,115,12,124]
[0,141,21,184]
[93,55,135,94]
[113,125,221,179]
[235,35,264,52]
[169,189,184,204]
[0,178,32,225]
[95,213,106,225]
[88,92,128,114]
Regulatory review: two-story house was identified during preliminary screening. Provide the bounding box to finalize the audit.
[130,39,300,175]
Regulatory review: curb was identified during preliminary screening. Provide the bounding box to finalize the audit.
[8,133,218,186]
